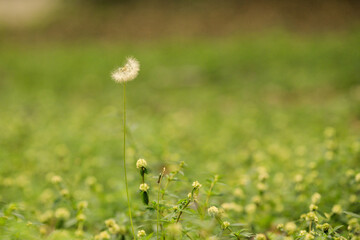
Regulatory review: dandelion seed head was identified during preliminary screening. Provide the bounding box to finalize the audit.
[112,57,140,83]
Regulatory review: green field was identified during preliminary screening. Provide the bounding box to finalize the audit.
[0,31,360,239]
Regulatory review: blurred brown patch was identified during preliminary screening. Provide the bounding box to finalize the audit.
[1,0,360,42]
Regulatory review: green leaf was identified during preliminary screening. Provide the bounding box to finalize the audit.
[344,211,360,218]
[333,225,343,232]
[141,191,149,205]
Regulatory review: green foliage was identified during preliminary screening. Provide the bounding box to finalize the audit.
[0,31,360,239]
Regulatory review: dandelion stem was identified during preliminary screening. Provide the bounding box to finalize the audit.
[123,83,135,239]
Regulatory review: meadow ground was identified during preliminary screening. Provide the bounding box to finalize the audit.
[0,31,360,239]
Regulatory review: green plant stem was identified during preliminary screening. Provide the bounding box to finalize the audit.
[205,177,217,209]
[176,200,191,223]
[157,184,161,240]
[157,171,164,240]
[123,83,135,240]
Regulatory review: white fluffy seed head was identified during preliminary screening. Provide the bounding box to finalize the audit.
[112,57,140,83]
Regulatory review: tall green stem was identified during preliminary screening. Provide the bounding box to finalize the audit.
[123,83,135,239]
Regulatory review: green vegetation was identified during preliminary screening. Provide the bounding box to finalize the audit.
[0,31,360,239]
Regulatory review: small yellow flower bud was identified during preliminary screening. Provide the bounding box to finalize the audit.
[192,181,202,189]
[306,212,318,222]
[85,176,97,186]
[309,204,318,212]
[284,222,297,233]
[60,189,69,197]
[324,127,335,138]
[277,224,284,231]
[139,183,150,192]
[96,231,111,240]
[137,230,146,238]
[136,159,147,169]
[245,203,257,214]
[355,173,360,182]
[75,229,84,237]
[322,223,330,231]
[55,208,70,220]
[255,233,266,240]
[109,224,121,234]
[51,175,62,184]
[77,201,88,210]
[208,206,219,217]
[105,218,116,228]
[76,213,86,222]
[311,193,321,204]
[222,221,230,229]
[332,204,342,214]
[305,233,314,240]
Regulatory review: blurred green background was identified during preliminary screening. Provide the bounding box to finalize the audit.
[0,0,360,238]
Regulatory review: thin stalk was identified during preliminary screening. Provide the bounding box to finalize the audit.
[176,200,191,223]
[161,162,184,200]
[123,83,135,239]
[157,168,165,240]
[157,185,161,240]
[205,177,217,209]
[184,232,194,240]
